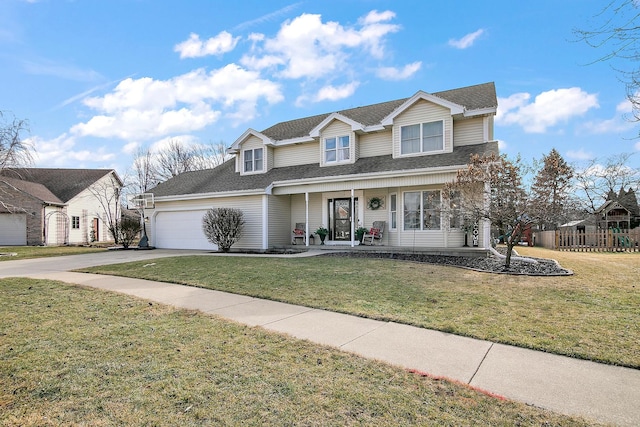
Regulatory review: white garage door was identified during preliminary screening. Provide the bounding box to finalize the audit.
[155,210,217,250]
[0,213,27,246]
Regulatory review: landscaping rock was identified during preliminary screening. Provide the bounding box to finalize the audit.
[319,251,572,276]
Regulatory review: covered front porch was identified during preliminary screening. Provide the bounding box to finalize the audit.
[271,185,490,251]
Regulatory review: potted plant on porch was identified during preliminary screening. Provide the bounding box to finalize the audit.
[315,226,328,244]
[356,226,368,243]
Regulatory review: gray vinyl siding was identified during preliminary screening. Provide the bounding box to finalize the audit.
[268,194,291,246]
[453,117,484,146]
[359,131,392,157]
[274,143,319,168]
[392,100,453,158]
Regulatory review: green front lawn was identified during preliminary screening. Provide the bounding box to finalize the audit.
[0,278,597,426]
[81,247,640,368]
[0,245,106,261]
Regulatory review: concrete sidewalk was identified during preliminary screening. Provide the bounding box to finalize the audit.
[26,270,640,426]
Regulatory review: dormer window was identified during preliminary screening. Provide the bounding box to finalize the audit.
[400,120,444,155]
[244,148,263,173]
[325,135,350,163]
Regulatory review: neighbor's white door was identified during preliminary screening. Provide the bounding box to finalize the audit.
[0,213,27,245]
[154,210,217,250]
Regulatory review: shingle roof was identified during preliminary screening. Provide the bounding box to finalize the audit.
[0,176,64,204]
[261,82,496,142]
[0,168,117,203]
[152,142,499,197]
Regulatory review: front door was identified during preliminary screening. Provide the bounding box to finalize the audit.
[331,198,358,241]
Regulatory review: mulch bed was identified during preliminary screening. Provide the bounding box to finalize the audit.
[318,250,572,276]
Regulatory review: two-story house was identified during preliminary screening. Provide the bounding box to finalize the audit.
[146,82,499,251]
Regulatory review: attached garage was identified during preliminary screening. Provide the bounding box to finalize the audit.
[154,210,217,250]
[0,213,27,246]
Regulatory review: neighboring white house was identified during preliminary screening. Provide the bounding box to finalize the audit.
[146,82,499,251]
[0,168,123,246]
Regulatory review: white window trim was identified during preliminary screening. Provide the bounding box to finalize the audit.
[324,135,351,164]
[402,190,442,231]
[389,193,397,230]
[447,191,464,230]
[399,119,445,157]
[243,147,264,174]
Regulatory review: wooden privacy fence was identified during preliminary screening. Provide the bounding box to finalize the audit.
[535,229,640,252]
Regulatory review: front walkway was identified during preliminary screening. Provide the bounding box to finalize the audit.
[24,269,640,426]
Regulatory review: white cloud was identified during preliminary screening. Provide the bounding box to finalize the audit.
[497,139,507,150]
[28,133,115,167]
[497,87,599,133]
[174,31,240,59]
[242,10,400,79]
[72,64,283,140]
[579,96,636,134]
[566,148,594,161]
[581,116,635,134]
[448,29,484,49]
[616,97,633,113]
[360,10,396,25]
[314,82,360,102]
[122,141,140,155]
[376,61,421,80]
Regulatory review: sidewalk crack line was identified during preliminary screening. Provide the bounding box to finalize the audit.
[468,342,494,384]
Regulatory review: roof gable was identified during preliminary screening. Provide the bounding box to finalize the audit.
[380,91,464,126]
[309,113,365,137]
[229,129,274,153]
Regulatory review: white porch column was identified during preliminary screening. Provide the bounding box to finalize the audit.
[262,194,269,250]
[351,188,355,248]
[305,192,309,247]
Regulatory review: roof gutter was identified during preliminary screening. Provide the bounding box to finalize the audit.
[154,188,267,202]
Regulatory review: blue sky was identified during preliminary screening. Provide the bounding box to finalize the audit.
[2,0,639,179]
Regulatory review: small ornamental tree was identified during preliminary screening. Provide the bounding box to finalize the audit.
[446,153,534,269]
[118,216,142,249]
[202,207,244,252]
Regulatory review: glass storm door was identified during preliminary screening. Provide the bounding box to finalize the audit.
[332,198,352,241]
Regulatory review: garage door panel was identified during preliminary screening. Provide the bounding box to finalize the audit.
[0,213,27,246]
[155,211,217,250]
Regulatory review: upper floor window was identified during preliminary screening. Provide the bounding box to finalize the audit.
[325,135,350,163]
[400,120,444,155]
[244,148,263,173]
